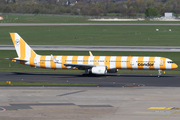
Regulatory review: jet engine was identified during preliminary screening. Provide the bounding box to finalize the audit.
[91,66,107,74]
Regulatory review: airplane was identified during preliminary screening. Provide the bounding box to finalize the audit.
[9,33,178,77]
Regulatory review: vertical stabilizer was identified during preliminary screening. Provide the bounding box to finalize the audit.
[10,33,37,66]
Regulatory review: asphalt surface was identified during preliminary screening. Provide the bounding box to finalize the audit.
[1,45,180,52]
[1,23,180,26]
[1,87,180,120]
[1,72,180,87]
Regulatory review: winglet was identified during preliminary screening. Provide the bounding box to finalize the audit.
[89,51,93,56]
[51,54,58,63]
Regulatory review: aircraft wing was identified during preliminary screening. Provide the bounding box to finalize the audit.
[63,63,96,69]
[51,54,99,69]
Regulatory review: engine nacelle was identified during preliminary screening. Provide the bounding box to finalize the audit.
[107,69,118,73]
[91,66,107,74]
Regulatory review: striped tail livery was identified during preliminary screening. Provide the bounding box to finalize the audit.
[10,33,178,77]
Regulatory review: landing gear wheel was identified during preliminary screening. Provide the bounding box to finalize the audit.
[89,71,92,75]
[82,69,94,76]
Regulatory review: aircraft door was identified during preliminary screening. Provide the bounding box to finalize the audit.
[160,58,164,66]
[130,57,137,69]
[160,57,166,70]
[130,58,134,65]
[59,58,62,63]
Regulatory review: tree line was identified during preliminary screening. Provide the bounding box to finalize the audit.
[0,0,180,17]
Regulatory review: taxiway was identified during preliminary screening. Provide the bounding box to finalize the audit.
[1,45,180,52]
[0,72,180,87]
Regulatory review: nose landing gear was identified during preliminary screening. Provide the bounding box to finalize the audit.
[158,70,162,78]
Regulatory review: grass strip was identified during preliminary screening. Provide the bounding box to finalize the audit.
[1,25,180,46]
[1,14,180,23]
[0,68,84,73]
[0,81,98,86]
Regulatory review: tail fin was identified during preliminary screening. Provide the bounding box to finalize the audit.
[10,33,37,60]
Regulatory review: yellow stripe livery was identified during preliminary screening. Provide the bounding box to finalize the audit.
[10,33,178,77]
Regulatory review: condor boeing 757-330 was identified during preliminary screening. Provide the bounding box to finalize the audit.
[9,33,178,77]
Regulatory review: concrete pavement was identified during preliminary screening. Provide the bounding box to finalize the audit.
[0,87,180,120]
[1,45,180,52]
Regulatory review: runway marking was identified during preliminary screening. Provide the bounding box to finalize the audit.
[0,107,6,112]
[2,103,75,110]
[148,107,180,110]
[57,90,86,97]
[151,111,172,113]
[148,107,173,110]
[154,111,180,120]
[1,103,113,111]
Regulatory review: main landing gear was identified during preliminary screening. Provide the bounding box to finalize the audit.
[82,69,93,76]
[85,69,89,74]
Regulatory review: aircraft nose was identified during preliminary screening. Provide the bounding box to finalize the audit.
[172,63,178,69]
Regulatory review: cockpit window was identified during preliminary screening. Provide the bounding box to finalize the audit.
[167,61,174,63]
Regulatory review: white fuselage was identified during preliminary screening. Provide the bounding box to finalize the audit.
[14,55,177,70]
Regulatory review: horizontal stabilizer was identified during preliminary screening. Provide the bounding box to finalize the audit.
[5,58,28,62]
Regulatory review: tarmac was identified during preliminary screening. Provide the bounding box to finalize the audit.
[1,45,180,52]
[0,87,180,120]
[1,72,180,87]
[0,72,180,120]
